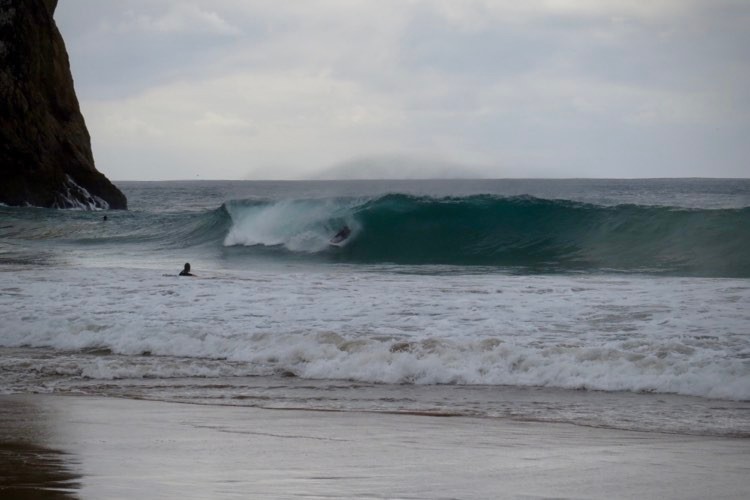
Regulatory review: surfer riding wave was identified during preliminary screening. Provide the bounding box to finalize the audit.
[330,225,351,245]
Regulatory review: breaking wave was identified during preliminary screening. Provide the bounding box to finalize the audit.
[2,194,749,276]
[222,194,750,276]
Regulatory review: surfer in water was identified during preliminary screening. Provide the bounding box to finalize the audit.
[179,263,194,276]
[330,225,351,244]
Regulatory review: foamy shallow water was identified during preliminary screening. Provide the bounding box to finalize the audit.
[1,265,749,435]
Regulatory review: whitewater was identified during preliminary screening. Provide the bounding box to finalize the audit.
[1,179,749,436]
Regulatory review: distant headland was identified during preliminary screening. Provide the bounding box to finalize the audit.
[0,0,126,209]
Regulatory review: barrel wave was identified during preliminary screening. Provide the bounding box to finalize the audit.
[223,194,750,277]
[2,193,748,276]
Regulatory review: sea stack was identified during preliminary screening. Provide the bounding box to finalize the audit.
[0,0,126,209]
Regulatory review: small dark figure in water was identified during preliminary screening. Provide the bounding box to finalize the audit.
[179,263,194,276]
[102,215,108,221]
[331,225,351,243]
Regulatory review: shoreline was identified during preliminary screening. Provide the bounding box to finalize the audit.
[1,394,748,499]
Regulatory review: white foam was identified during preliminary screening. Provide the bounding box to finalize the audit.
[51,175,110,210]
[223,199,358,252]
[1,267,748,400]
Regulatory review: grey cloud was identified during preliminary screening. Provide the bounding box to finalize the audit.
[54,0,750,180]
[57,1,255,99]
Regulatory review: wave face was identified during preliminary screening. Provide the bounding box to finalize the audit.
[222,194,750,276]
[2,191,748,276]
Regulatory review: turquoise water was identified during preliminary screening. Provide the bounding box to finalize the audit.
[2,178,749,276]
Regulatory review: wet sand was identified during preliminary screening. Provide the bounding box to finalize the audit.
[1,394,748,499]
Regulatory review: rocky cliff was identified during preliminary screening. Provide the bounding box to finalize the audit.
[0,0,126,209]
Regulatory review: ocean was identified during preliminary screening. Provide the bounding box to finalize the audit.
[1,178,749,437]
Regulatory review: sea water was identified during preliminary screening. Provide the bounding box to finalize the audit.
[1,179,749,436]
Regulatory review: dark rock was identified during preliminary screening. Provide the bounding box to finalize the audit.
[0,0,127,209]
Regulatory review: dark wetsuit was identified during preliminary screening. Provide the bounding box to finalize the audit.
[332,226,351,242]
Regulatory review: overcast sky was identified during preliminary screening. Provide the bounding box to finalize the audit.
[55,0,750,180]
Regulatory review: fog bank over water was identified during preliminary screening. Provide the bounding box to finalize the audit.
[310,156,486,180]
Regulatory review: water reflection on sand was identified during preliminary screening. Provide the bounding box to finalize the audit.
[0,397,80,498]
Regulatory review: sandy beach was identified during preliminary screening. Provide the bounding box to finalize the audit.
[0,394,747,499]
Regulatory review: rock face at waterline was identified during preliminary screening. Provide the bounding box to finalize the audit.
[0,0,126,209]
